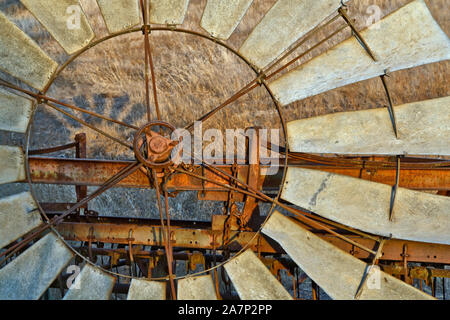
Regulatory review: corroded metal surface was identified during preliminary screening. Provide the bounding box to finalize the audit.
[224,249,292,300]
[0,11,58,90]
[287,96,450,155]
[0,232,74,300]
[97,0,141,33]
[63,263,116,300]
[270,0,450,105]
[262,211,434,300]
[20,0,94,55]
[127,279,166,300]
[239,0,346,69]
[0,88,33,133]
[53,215,450,263]
[177,274,218,300]
[149,0,189,25]
[201,0,253,40]
[0,145,25,185]
[0,192,41,249]
[282,168,450,245]
[321,235,450,264]
[305,167,450,191]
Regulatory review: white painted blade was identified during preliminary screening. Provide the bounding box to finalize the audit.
[0,232,74,300]
[224,249,292,300]
[239,0,347,69]
[270,0,450,106]
[0,192,41,250]
[63,263,116,300]
[262,211,434,300]
[149,0,189,25]
[201,0,253,40]
[282,168,450,245]
[0,88,33,133]
[0,12,58,91]
[0,145,25,185]
[20,0,94,55]
[97,0,141,33]
[178,274,218,300]
[127,279,166,300]
[288,96,450,155]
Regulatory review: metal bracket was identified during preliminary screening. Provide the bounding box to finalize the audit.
[389,156,401,221]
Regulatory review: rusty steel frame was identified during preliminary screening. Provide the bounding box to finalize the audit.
[27,156,450,191]
[50,215,450,264]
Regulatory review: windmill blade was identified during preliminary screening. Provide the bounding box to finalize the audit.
[0,232,74,300]
[149,0,189,25]
[262,211,434,300]
[63,263,116,300]
[224,249,293,300]
[20,0,94,55]
[0,12,58,91]
[127,279,166,300]
[97,0,141,34]
[0,192,42,250]
[239,0,347,70]
[0,88,33,133]
[201,0,253,40]
[269,0,450,106]
[177,274,218,300]
[0,145,25,185]
[281,168,450,245]
[287,96,450,155]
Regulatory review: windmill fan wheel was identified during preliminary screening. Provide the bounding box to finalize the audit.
[0,0,449,300]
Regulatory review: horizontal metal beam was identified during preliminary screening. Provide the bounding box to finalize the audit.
[54,216,450,264]
[28,157,450,191]
[28,157,246,190]
[56,219,282,254]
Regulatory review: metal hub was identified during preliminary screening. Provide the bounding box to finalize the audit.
[133,121,179,168]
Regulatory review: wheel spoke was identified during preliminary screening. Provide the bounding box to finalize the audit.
[0,80,139,130]
[140,0,152,122]
[176,156,379,255]
[140,0,162,122]
[43,101,133,149]
[146,38,161,121]
[184,80,259,131]
[163,190,176,296]
[149,168,177,299]
[174,166,266,201]
[263,13,342,80]
[264,24,348,82]
[0,161,142,264]
[184,15,347,131]
[145,29,161,121]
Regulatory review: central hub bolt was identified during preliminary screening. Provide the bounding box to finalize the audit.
[148,135,168,154]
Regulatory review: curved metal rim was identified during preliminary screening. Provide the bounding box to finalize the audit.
[24,26,289,283]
